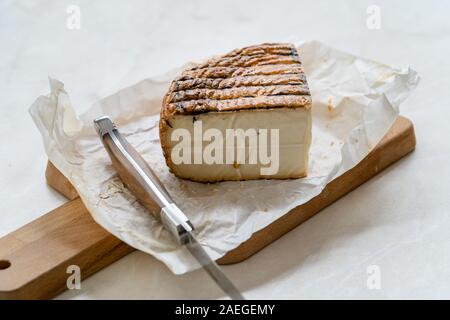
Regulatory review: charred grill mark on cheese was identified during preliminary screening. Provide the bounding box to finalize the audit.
[178,65,305,80]
[225,43,297,57]
[171,74,307,92]
[162,43,311,116]
[192,53,300,69]
[167,95,312,114]
[169,84,310,103]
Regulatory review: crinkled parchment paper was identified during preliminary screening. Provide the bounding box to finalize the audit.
[29,41,419,274]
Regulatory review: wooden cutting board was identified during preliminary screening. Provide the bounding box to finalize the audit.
[0,116,416,299]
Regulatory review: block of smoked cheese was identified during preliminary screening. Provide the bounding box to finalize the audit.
[159,43,312,182]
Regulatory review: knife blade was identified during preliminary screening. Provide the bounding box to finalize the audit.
[93,116,244,300]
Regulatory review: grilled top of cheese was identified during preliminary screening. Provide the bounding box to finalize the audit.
[161,43,311,118]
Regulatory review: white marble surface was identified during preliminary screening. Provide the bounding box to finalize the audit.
[1,0,449,299]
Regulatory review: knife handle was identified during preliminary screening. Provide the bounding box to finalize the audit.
[93,116,193,244]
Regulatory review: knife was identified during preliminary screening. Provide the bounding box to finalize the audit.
[93,116,244,300]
